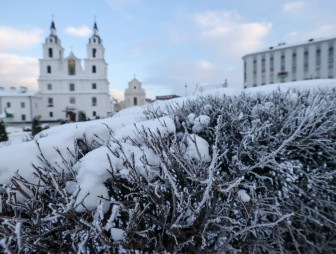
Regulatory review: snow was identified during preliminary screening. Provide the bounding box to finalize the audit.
[111,228,125,241]
[185,134,211,162]
[192,115,211,133]
[244,79,336,95]
[237,189,251,202]
[72,116,175,212]
[1,79,336,212]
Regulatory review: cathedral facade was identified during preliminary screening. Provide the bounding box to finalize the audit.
[37,21,111,121]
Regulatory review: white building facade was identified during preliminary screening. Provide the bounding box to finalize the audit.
[118,77,146,110]
[0,87,40,123]
[38,21,111,122]
[243,37,336,88]
[125,78,146,108]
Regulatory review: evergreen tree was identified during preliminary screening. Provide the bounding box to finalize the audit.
[0,120,8,141]
[31,116,42,136]
[78,111,87,122]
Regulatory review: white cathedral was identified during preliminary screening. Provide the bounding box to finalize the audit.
[0,21,112,123]
[38,21,111,121]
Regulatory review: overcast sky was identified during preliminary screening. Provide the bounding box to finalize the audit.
[1,0,336,100]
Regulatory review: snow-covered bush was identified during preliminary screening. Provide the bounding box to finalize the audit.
[1,87,336,253]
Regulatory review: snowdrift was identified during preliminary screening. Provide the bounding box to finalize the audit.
[1,79,336,253]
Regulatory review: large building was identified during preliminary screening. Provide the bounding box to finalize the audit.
[0,87,40,122]
[38,21,111,121]
[242,37,336,88]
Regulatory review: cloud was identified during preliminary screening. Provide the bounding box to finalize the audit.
[0,26,42,51]
[194,11,271,56]
[0,53,39,90]
[65,26,91,37]
[308,24,336,38]
[197,60,215,71]
[110,88,124,101]
[138,11,270,97]
[286,24,336,42]
[283,1,305,12]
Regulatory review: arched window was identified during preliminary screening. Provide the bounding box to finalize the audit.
[48,48,53,58]
[92,48,96,58]
[133,97,138,106]
[47,65,51,74]
[92,65,96,73]
[68,59,76,75]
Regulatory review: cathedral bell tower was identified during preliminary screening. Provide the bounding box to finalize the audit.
[87,22,105,59]
[84,22,107,77]
[43,20,64,60]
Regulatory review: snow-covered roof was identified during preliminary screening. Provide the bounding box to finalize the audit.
[0,88,38,97]
[243,36,336,58]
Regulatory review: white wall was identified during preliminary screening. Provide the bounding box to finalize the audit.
[243,37,336,87]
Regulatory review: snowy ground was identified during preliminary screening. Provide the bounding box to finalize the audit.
[1,79,336,210]
[2,127,32,146]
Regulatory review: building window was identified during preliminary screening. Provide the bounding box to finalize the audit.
[92,97,97,106]
[49,112,53,117]
[292,52,297,81]
[253,57,257,86]
[69,83,75,91]
[68,59,76,75]
[92,65,96,73]
[70,97,76,104]
[270,56,274,71]
[280,52,285,71]
[328,46,334,65]
[21,102,25,108]
[6,102,11,108]
[261,57,265,73]
[261,57,266,85]
[92,48,96,58]
[92,83,97,89]
[47,84,52,90]
[48,48,53,58]
[328,45,334,78]
[48,98,53,107]
[244,61,247,83]
[304,48,309,78]
[93,111,97,117]
[253,58,257,73]
[21,114,26,121]
[47,65,51,74]
[270,55,274,84]
[133,97,138,106]
[316,47,321,78]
